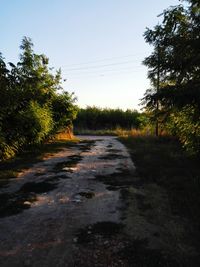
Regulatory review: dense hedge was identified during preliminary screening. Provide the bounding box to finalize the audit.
[74,106,146,131]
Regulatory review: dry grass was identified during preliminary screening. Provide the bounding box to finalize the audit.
[74,127,153,137]
[54,128,74,140]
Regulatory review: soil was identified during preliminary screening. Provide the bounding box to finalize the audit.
[0,136,199,267]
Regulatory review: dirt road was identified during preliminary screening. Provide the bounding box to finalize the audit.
[0,136,198,266]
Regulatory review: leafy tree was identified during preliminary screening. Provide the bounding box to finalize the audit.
[142,0,200,153]
[0,37,78,159]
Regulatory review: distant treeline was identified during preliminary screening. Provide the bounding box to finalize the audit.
[74,106,146,131]
[0,37,77,160]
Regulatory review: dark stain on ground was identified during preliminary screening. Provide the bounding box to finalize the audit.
[76,221,124,244]
[78,140,96,152]
[34,172,46,177]
[53,154,83,173]
[99,154,128,160]
[19,181,57,194]
[0,192,36,218]
[106,149,121,153]
[118,238,180,267]
[106,185,121,191]
[55,174,71,180]
[95,170,133,188]
[107,144,113,148]
[0,179,58,217]
[78,191,95,199]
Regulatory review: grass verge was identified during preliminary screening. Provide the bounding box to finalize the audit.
[119,135,200,224]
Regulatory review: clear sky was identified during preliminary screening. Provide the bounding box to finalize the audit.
[1,0,180,110]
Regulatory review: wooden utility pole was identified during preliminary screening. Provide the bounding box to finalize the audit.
[155,44,160,137]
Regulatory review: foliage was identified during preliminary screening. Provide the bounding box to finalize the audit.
[0,37,78,160]
[142,0,200,153]
[167,105,200,154]
[74,106,145,131]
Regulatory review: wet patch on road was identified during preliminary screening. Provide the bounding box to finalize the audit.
[99,154,128,160]
[53,155,83,173]
[77,140,96,152]
[0,192,36,218]
[106,149,121,153]
[34,172,46,177]
[106,144,113,148]
[19,181,58,194]
[78,191,95,199]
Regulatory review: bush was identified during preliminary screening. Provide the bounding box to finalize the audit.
[168,105,200,154]
[18,101,54,144]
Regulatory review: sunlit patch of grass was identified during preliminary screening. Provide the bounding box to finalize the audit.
[74,127,154,137]
[53,131,74,140]
[74,129,118,136]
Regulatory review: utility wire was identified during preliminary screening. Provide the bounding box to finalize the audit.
[59,53,144,68]
[61,60,142,71]
[62,65,144,76]
[65,69,144,80]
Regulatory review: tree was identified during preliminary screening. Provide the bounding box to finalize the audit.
[0,37,78,159]
[142,0,200,153]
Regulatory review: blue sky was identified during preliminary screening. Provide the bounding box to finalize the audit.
[1,0,180,110]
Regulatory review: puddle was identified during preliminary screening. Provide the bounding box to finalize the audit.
[106,185,121,191]
[0,180,58,217]
[78,140,96,152]
[0,192,36,218]
[78,191,95,199]
[99,154,128,160]
[76,221,124,244]
[19,181,57,194]
[45,174,71,183]
[53,155,82,173]
[106,149,121,153]
[107,144,113,148]
[34,172,46,177]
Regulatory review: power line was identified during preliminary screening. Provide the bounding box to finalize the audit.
[59,53,144,68]
[61,60,142,71]
[62,65,144,76]
[65,68,144,80]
